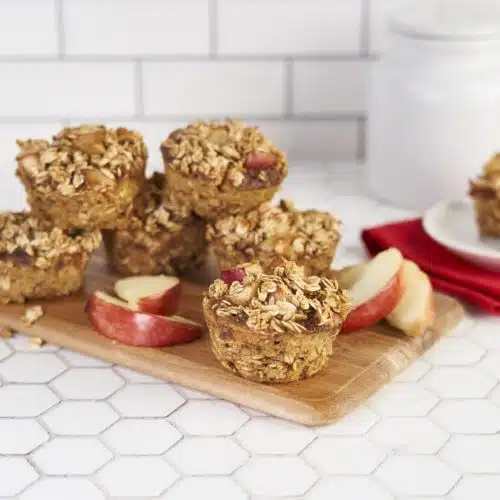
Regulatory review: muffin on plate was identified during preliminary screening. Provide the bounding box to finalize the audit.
[161,119,287,220]
[206,199,341,276]
[203,259,351,383]
[0,212,101,304]
[103,173,206,276]
[16,125,147,230]
[469,153,500,237]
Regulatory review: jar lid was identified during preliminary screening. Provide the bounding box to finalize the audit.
[389,0,500,41]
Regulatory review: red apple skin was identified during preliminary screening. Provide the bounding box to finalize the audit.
[85,293,202,347]
[134,282,181,316]
[246,151,278,169]
[341,269,404,334]
[221,268,246,285]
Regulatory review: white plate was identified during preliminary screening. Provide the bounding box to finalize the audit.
[422,199,500,272]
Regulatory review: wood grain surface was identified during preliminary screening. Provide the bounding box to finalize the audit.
[0,249,464,426]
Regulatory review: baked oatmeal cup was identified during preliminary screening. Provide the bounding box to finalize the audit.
[161,119,287,220]
[0,212,101,304]
[16,125,147,230]
[103,173,206,276]
[203,260,351,383]
[206,199,341,276]
[469,153,500,237]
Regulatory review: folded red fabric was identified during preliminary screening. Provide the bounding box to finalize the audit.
[361,218,500,314]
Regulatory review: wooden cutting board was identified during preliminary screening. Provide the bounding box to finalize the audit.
[0,249,464,426]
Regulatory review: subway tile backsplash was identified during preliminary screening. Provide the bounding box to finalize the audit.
[0,0,394,175]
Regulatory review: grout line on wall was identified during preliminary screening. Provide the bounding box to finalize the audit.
[360,0,371,56]
[284,59,294,118]
[55,0,65,58]
[134,60,144,117]
[208,0,218,58]
[357,116,367,161]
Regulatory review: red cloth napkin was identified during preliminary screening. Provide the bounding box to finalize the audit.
[361,218,500,314]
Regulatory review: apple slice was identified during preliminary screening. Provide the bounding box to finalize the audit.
[246,151,278,169]
[339,248,404,333]
[114,275,181,315]
[220,268,246,285]
[86,291,202,347]
[386,260,435,337]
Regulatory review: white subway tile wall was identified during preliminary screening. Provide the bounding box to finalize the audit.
[0,0,396,193]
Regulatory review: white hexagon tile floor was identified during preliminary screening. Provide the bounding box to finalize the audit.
[2,177,500,499]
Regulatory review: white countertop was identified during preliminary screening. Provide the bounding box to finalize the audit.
[1,163,499,500]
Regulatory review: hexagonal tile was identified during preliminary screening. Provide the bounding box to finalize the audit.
[20,478,105,500]
[236,456,317,497]
[375,455,459,496]
[452,476,500,500]
[50,368,124,399]
[0,458,38,496]
[467,318,500,348]
[236,417,315,454]
[447,315,476,337]
[167,437,248,475]
[31,437,112,475]
[110,384,184,417]
[440,435,500,473]
[113,366,159,383]
[477,351,500,379]
[368,383,438,417]
[0,419,48,454]
[422,367,496,398]
[393,359,430,382]
[170,401,248,435]
[318,406,379,436]
[57,349,111,367]
[7,334,59,351]
[102,419,181,455]
[423,338,484,365]
[97,457,178,497]
[164,478,247,500]
[0,339,12,360]
[430,399,500,434]
[303,437,385,475]
[0,385,58,417]
[0,352,66,382]
[306,477,393,500]
[41,401,119,436]
[367,417,448,454]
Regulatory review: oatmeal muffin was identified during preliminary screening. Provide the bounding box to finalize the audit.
[16,125,147,230]
[206,199,341,276]
[203,260,351,383]
[103,173,206,276]
[161,119,287,219]
[469,153,500,237]
[0,212,101,304]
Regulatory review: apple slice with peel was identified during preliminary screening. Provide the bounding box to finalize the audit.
[220,268,246,285]
[246,151,278,169]
[86,291,202,347]
[386,260,435,337]
[339,248,404,333]
[114,275,181,315]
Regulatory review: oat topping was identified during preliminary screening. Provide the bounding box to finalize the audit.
[206,200,340,259]
[29,336,45,348]
[206,260,350,334]
[0,327,13,339]
[0,212,101,268]
[22,305,43,325]
[470,154,500,199]
[16,125,147,196]
[161,119,287,187]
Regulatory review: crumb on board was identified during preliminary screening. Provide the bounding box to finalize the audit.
[29,336,45,348]
[0,327,13,339]
[21,305,44,325]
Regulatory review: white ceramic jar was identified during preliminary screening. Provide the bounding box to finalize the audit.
[366,0,500,211]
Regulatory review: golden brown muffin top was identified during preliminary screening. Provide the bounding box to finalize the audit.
[206,199,340,259]
[469,153,500,199]
[16,125,148,196]
[0,212,101,269]
[205,260,350,335]
[127,172,195,235]
[161,119,287,189]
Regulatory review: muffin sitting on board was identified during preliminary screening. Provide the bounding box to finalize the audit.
[206,199,341,276]
[203,260,351,383]
[469,153,500,237]
[161,119,287,220]
[16,125,147,230]
[103,173,206,276]
[0,212,101,304]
